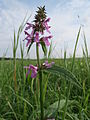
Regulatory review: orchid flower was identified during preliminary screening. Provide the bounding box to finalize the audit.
[43,60,55,68]
[43,18,51,33]
[24,28,34,47]
[43,35,53,46]
[24,65,38,78]
[25,23,33,30]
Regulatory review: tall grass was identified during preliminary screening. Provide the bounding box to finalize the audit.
[62,26,81,120]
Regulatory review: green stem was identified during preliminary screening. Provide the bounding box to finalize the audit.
[36,44,44,120]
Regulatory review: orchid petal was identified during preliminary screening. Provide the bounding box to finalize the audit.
[25,23,33,30]
[24,64,38,78]
[34,32,39,43]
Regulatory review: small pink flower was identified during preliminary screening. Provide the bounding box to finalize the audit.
[26,39,32,47]
[43,18,51,33]
[43,35,53,46]
[43,60,55,68]
[24,65,38,78]
[25,23,33,30]
[24,29,34,47]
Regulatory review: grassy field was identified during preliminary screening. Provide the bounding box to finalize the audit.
[0,57,90,120]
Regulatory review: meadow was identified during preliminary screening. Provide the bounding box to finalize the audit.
[0,55,90,120]
[0,7,90,120]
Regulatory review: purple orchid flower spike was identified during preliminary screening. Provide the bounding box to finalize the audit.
[43,60,55,68]
[24,65,38,78]
[43,35,53,46]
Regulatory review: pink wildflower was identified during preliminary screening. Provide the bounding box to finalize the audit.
[24,65,38,78]
[43,18,51,33]
[24,28,34,47]
[25,23,33,30]
[43,61,55,68]
[43,35,53,46]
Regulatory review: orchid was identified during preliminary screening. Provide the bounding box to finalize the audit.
[43,35,53,46]
[43,60,55,68]
[24,61,55,78]
[24,31,33,47]
[24,8,52,48]
[43,18,51,33]
[24,65,38,78]
[23,6,54,120]
[25,23,33,30]
[22,6,82,120]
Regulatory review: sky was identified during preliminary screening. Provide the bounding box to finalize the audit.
[0,0,90,58]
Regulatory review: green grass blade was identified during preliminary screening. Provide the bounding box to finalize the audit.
[12,30,16,61]
[83,32,88,58]
[48,41,52,58]
[6,98,18,120]
[71,26,81,71]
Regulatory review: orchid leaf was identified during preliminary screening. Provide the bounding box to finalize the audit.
[27,42,34,54]
[45,65,81,89]
[40,41,47,57]
[45,99,66,117]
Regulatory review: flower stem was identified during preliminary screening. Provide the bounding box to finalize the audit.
[36,43,44,120]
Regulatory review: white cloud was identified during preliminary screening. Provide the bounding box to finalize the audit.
[49,0,90,58]
[0,0,32,57]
